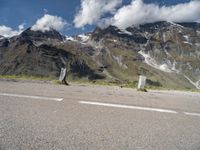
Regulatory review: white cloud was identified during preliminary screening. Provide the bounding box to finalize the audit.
[111,0,200,29]
[18,23,25,31]
[74,0,122,28]
[0,24,25,38]
[31,14,68,32]
[74,0,200,29]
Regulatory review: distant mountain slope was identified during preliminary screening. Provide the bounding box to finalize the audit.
[88,22,200,89]
[0,22,199,89]
[0,28,104,80]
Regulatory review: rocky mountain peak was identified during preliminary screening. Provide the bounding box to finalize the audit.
[91,25,147,44]
[20,28,64,41]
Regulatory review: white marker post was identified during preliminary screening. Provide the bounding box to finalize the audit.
[59,68,67,82]
[59,68,69,85]
[138,75,147,90]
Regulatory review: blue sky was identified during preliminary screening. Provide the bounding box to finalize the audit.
[0,0,194,35]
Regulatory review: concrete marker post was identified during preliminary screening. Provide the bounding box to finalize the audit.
[59,68,67,82]
[59,68,69,85]
[138,75,147,91]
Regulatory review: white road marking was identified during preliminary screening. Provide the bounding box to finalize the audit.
[0,92,63,101]
[184,112,200,117]
[79,101,178,114]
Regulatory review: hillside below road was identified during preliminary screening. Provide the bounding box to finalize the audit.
[0,80,200,150]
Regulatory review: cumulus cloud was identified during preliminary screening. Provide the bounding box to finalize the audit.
[74,0,200,29]
[31,14,68,32]
[74,0,122,28]
[111,0,200,29]
[0,24,25,38]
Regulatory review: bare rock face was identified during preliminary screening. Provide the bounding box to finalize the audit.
[0,22,199,89]
[21,28,64,40]
[87,22,200,89]
[0,28,104,80]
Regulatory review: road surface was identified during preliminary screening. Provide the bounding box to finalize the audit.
[0,80,200,150]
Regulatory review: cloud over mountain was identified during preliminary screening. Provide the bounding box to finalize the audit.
[0,14,68,38]
[0,24,25,38]
[74,0,200,29]
[31,14,68,32]
[111,0,200,29]
[74,0,122,28]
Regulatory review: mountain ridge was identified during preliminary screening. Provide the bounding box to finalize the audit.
[0,21,199,89]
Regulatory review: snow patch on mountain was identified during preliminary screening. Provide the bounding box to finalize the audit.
[169,22,184,28]
[118,29,132,35]
[183,35,189,41]
[184,75,200,89]
[138,50,173,73]
[65,36,76,41]
[183,41,192,45]
[65,34,91,45]
[138,50,200,89]
[78,34,90,42]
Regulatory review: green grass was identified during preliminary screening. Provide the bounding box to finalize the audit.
[0,75,199,93]
[0,75,55,81]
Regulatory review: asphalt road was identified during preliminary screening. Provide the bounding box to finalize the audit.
[0,80,200,150]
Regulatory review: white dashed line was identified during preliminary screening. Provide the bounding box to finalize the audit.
[79,101,178,114]
[184,112,200,117]
[0,92,63,101]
